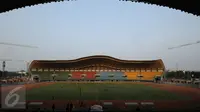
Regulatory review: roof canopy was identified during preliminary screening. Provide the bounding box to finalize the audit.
[0,0,199,16]
[29,55,165,70]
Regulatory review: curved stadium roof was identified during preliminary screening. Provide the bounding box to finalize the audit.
[0,0,199,16]
[29,55,165,70]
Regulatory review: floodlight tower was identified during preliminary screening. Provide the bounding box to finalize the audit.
[0,59,12,77]
[168,40,200,79]
[168,40,200,70]
[0,41,38,72]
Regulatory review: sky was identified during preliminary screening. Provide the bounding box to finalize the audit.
[0,0,200,71]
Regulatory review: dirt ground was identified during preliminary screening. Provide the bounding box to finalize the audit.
[24,82,55,90]
[0,82,54,92]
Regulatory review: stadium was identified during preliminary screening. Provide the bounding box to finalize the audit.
[1,0,200,112]
[1,55,200,111]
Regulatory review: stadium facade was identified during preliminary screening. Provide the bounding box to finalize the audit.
[29,55,165,81]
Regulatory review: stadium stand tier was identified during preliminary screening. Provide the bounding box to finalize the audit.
[29,55,165,81]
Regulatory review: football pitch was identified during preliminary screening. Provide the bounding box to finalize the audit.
[26,82,191,101]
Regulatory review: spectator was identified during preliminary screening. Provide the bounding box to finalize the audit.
[52,104,55,112]
[70,102,73,112]
[66,103,70,112]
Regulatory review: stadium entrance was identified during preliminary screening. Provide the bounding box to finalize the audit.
[33,75,40,82]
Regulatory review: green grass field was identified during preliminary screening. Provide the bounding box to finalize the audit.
[26,83,191,101]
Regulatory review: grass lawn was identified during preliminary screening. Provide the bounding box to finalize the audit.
[26,82,191,100]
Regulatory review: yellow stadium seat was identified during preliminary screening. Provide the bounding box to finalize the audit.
[124,72,139,80]
[141,72,163,80]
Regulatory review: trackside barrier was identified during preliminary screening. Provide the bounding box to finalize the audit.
[141,102,154,105]
[29,102,43,105]
[103,102,112,106]
[27,102,43,109]
[125,102,139,110]
[140,102,154,110]
[24,101,158,111]
[125,102,139,106]
[16,102,26,105]
[102,102,113,110]
[12,102,26,109]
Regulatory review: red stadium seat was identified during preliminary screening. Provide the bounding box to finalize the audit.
[84,72,96,80]
[71,72,83,80]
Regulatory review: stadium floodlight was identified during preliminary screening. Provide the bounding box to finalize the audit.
[0,42,38,48]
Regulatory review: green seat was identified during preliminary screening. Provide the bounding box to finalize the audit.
[55,72,69,81]
[31,71,52,81]
[40,72,52,81]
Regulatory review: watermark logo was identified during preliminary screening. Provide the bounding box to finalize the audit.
[1,85,26,109]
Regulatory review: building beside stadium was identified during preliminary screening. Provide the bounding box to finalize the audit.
[29,55,165,81]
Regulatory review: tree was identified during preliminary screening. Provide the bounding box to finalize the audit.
[18,70,27,77]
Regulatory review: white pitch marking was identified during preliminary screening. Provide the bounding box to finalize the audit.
[16,102,26,105]
[29,102,43,105]
[103,102,113,105]
[125,102,138,105]
[141,102,154,105]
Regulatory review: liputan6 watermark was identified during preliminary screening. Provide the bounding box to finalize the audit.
[1,85,26,109]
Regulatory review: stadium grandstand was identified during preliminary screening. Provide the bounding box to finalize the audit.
[29,55,165,82]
